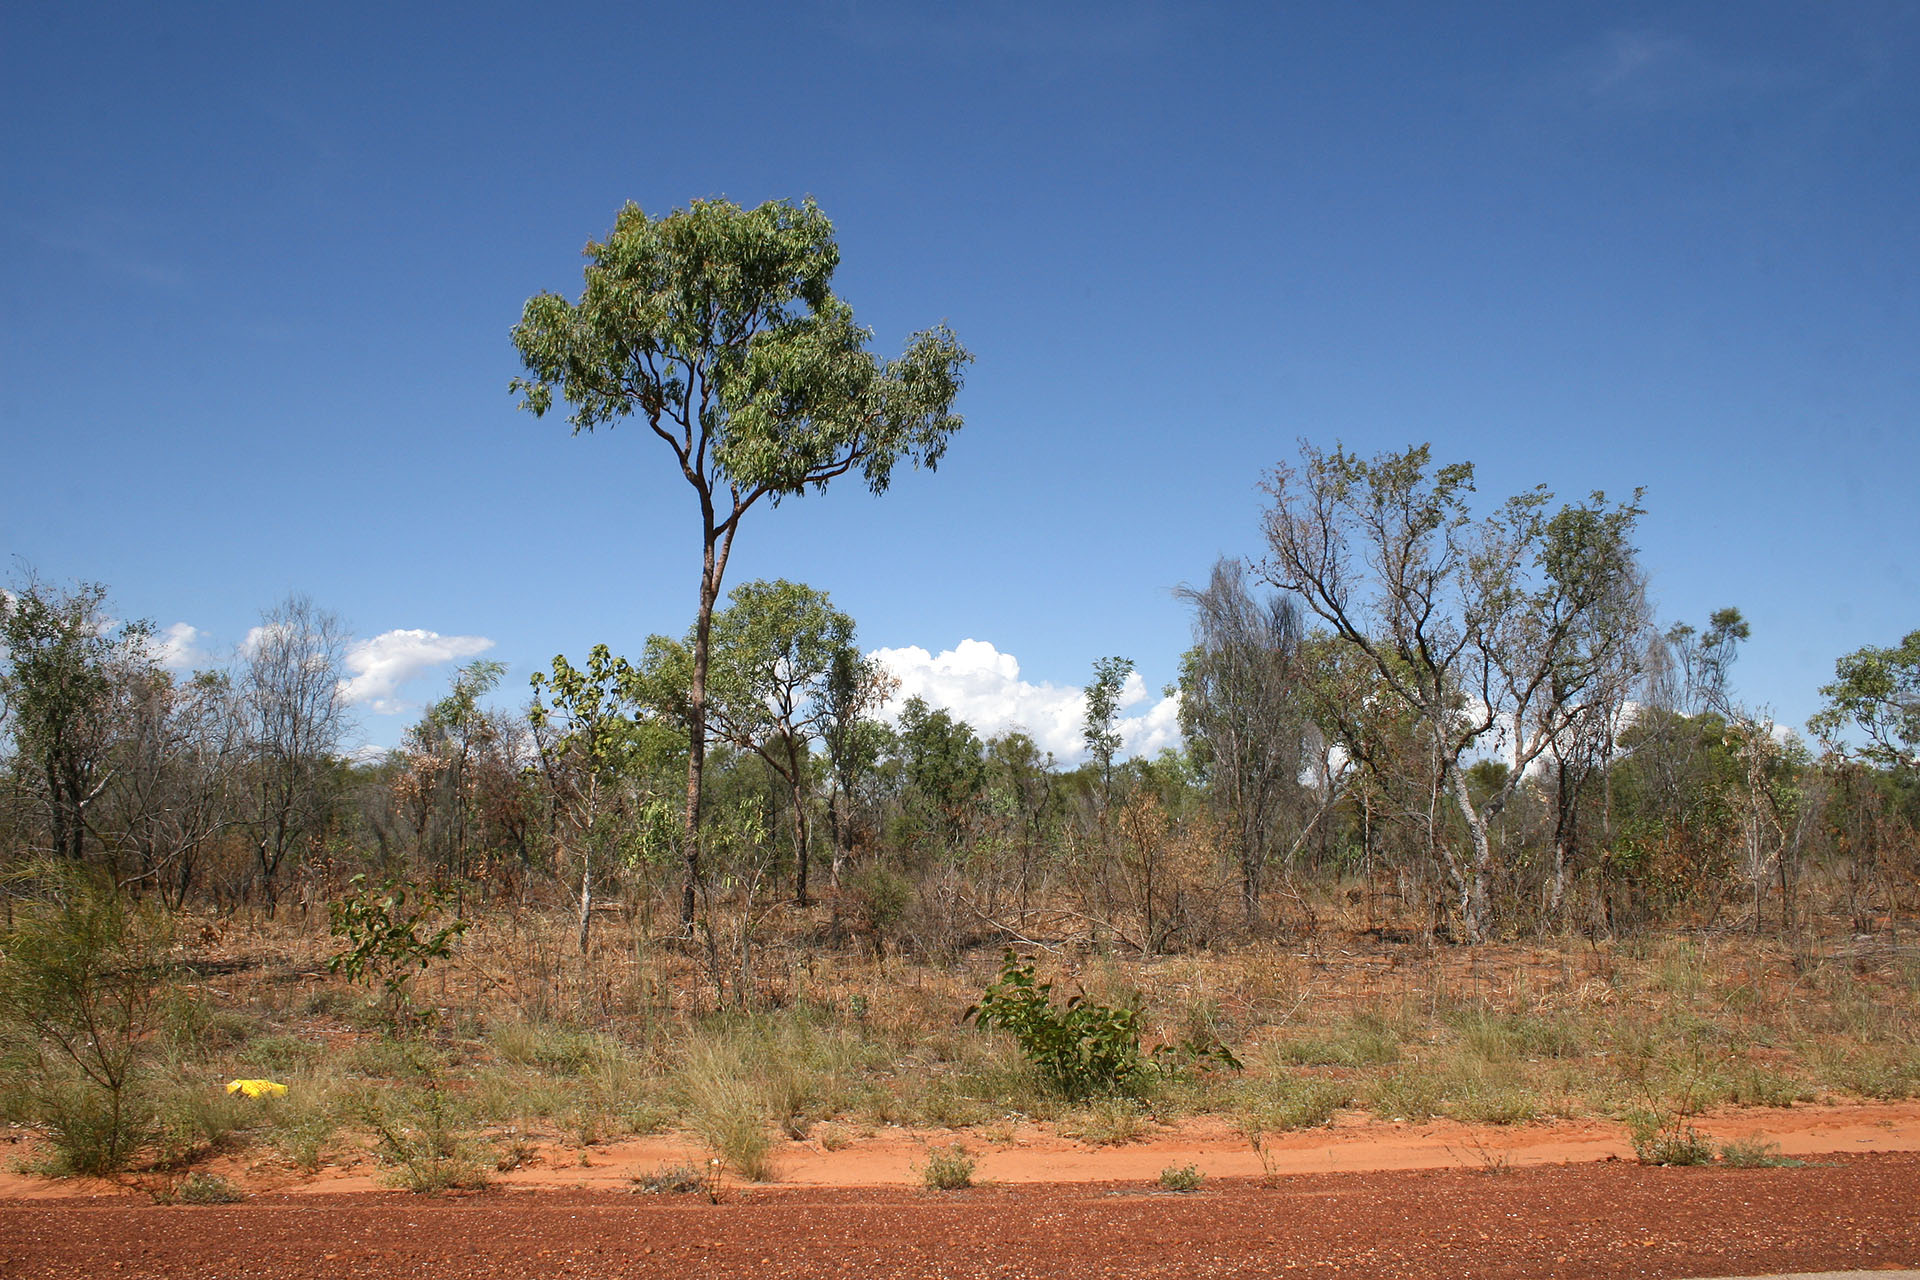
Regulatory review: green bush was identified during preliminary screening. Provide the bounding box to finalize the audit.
[1240,1076,1348,1132]
[1159,1163,1204,1192]
[172,1172,245,1204]
[326,875,467,1028]
[965,951,1148,1101]
[268,1107,337,1173]
[33,1077,154,1177]
[1627,1110,1716,1166]
[154,1085,252,1167]
[0,866,172,1175]
[919,1142,975,1190]
[362,1082,490,1193]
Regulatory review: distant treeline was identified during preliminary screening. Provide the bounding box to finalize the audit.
[3,445,1915,965]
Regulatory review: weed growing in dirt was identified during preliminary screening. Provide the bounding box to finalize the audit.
[919,1142,975,1190]
[1627,1110,1717,1166]
[1716,1136,1801,1168]
[1159,1163,1204,1192]
[362,1080,490,1193]
[1449,1133,1514,1175]
[169,1172,245,1204]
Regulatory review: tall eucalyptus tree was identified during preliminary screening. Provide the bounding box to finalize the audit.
[512,198,969,926]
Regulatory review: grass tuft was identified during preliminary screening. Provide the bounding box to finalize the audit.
[1158,1163,1204,1192]
[919,1142,975,1190]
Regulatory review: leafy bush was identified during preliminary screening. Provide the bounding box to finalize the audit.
[326,875,467,1028]
[965,951,1152,1100]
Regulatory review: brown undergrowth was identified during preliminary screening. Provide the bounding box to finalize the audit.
[4,894,1916,1191]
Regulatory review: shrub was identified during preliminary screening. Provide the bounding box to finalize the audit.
[154,1085,252,1167]
[633,1162,712,1195]
[269,1108,336,1173]
[33,1078,154,1177]
[172,1172,245,1204]
[965,951,1148,1101]
[919,1142,975,1190]
[684,1068,776,1183]
[362,1082,490,1193]
[1239,1076,1348,1132]
[1159,1163,1205,1192]
[1627,1111,1716,1166]
[0,866,172,1175]
[326,875,467,1028]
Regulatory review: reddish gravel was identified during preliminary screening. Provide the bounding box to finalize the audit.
[3,1153,1916,1280]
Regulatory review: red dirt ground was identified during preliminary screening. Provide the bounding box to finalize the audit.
[2,1156,1917,1279]
[3,1104,1919,1278]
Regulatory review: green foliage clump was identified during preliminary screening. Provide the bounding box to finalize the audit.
[1627,1110,1717,1166]
[967,952,1240,1102]
[362,1080,490,1193]
[326,875,467,1027]
[966,952,1149,1101]
[1716,1137,1800,1168]
[169,1172,245,1204]
[919,1141,975,1190]
[0,866,173,1175]
[1159,1163,1205,1192]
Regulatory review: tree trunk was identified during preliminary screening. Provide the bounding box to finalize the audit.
[786,738,811,906]
[577,845,593,954]
[1450,772,1492,943]
[682,533,719,930]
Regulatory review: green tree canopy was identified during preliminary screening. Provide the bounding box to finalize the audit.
[511,197,969,926]
[1811,630,1920,771]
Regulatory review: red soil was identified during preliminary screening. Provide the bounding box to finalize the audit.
[3,1103,1918,1278]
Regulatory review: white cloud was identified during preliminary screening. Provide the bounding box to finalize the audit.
[338,629,494,715]
[150,622,211,672]
[870,639,1183,764]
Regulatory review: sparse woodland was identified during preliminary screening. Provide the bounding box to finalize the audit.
[2,198,1916,1188]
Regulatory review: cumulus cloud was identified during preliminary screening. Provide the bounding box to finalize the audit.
[338,629,494,715]
[870,639,1182,764]
[150,622,212,672]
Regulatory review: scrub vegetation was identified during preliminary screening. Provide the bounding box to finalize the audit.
[2,197,1916,1190]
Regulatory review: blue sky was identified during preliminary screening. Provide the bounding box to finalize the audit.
[3,1,1915,760]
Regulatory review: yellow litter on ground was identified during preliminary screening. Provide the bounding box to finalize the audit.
[225,1078,287,1099]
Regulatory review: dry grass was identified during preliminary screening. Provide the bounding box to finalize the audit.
[15,897,1915,1185]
